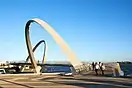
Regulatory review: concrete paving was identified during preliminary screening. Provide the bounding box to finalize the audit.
[0,74,131,88]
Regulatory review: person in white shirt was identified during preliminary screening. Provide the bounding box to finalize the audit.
[95,62,99,75]
[100,63,105,75]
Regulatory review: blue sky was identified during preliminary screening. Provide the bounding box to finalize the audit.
[0,0,132,62]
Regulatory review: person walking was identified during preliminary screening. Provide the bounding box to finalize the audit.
[99,62,102,75]
[100,63,105,75]
[91,62,95,71]
[95,62,99,75]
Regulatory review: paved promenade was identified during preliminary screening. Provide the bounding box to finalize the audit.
[0,74,131,88]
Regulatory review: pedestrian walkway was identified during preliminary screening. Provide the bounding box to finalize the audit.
[0,74,132,88]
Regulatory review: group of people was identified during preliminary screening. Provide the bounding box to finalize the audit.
[91,62,105,76]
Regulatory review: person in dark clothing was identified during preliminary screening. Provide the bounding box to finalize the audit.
[91,62,95,71]
[99,62,102,75]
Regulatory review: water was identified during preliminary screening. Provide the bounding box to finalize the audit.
[41,66,72,73]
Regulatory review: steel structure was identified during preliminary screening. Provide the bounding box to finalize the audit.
[21,40,46,72]
[26,40,46,64]
[25,18,85,74]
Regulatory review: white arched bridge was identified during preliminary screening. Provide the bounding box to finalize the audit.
[25,18,87,74]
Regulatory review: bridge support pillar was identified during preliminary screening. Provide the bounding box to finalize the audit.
[35,66,41,74]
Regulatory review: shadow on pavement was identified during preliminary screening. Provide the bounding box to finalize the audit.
[0,79,34,88]
[44,76,132,88]
[39,76,57,81]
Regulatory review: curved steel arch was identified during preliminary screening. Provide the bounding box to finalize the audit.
[26,40,46,64]
[25,18,83,73]
[21,40,46,72]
